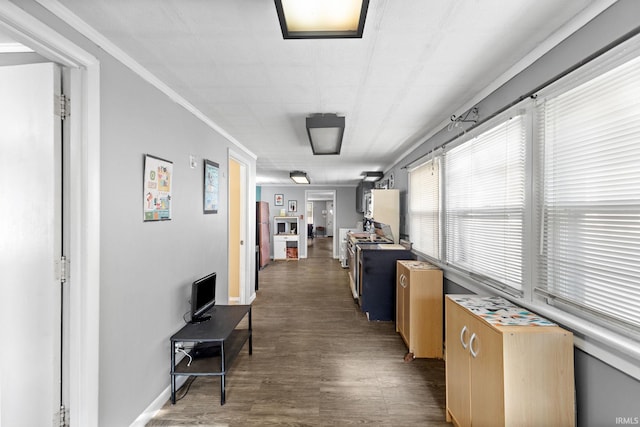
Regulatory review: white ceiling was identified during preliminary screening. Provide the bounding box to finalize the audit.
[47,1,609,185]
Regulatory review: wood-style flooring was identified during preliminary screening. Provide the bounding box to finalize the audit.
[148,237,451,426]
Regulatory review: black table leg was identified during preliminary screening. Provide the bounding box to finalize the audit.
[170,344,176,404]
[249,307,253,355]
[220,342,226,405]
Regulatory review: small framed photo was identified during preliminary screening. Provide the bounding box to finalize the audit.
[274,194,284,206]
[288,200,297,212]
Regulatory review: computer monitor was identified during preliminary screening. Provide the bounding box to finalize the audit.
[190,272,216,323]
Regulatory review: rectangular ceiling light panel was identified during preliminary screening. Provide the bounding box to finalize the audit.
[308,127,343,155]
[290,171,310,184]
[275,0,369,39]
[363,171,383,182]
[306,114,345,155]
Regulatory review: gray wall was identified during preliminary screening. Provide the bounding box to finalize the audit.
[17,2,256,425]
[387,2,640,425]
[259,186,361,258]
[100,54,255,426]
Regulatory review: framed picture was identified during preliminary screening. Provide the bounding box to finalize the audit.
[274,194,284,206]
[203,159,219,214]
[143,154,173,221]
[288,199,297,212]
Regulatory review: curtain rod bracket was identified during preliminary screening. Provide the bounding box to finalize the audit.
[450,107,479,124]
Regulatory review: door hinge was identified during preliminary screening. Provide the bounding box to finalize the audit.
[58,404,68,427]
[55,256,69,284]
[56,94,70,120]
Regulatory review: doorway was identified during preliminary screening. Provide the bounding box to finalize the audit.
[0,8,102,425]
[228,158,245,303]
[305,190,337,258]
[228,149,255,304]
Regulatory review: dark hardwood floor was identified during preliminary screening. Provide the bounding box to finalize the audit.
[149,237,451,426]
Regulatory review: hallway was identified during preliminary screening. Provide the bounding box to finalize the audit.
[149,238,450,426]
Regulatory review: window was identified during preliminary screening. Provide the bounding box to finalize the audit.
[408,158,440,259]
[403,34,640,376]
[445,115,526,293]
[536,51,640,331]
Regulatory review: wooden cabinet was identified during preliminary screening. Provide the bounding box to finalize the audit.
[396,260,443,358]
[273,234,298,260]
[273,217,299,260]
[366,189,399,243]
[445,295,575,427]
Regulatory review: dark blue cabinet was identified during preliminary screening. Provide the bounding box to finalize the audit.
[359,246,415,321]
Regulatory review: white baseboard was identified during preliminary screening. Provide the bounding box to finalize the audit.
[129,367,188,427]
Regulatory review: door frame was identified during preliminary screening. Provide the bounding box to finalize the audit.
[0,4,101,425]
[228,148,256,304]
[305,190,338,258]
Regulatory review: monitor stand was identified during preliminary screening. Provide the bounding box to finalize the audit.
[189,314,211,324]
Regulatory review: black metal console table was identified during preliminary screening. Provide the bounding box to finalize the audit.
[170,304,252,405]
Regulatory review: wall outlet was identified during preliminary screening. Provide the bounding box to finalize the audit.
[174,342,184,352]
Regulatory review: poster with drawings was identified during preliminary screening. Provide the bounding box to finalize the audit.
[143,154,173,221]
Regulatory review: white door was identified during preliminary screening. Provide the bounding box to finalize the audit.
[326,201,334,236]
[0,63,63,426]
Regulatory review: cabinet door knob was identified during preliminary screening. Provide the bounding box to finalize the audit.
[460,325,469,349]
[469,333,478,358]
[400,274,407,288]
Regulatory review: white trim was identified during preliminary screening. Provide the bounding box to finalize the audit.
[305,189,337,259]
[0,1,92,67]
[129,376,189,427]
[0,3,102,426]
[35,0,257,161]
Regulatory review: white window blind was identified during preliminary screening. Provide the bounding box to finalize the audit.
[536,52,640,330]
[445,116,526,292]
[409,158,440,259]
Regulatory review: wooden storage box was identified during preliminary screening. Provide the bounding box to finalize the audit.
[396,260,443,358]
[445,295,575,427]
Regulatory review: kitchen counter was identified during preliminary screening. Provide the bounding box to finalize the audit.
[360,244,407,250]
[448,295,556,327]
[346,232,396,300]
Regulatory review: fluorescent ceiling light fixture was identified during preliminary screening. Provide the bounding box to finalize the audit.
[290,171,310,184]
[306,113,345,155]
[362,171,383,182]
[275,0,369,39]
